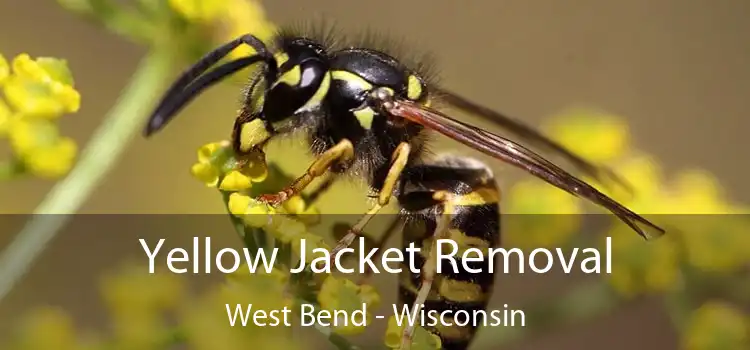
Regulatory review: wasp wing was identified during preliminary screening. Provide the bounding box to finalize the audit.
[434,88,632,194]
[385,98,665,240]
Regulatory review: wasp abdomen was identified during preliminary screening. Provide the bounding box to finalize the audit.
[397,156,501,350]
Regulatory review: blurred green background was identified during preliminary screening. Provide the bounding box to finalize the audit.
[0,0,748,349]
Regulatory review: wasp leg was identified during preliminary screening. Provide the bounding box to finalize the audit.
[257,139,354,206]
[400,191,456,350]
[329,142,412,257]
[305,173,339,207]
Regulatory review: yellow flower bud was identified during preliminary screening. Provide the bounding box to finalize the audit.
[291,233,330,265]
[269,216,308,243]
[8,118,60,155]
[605,228,680,297]
[681,216,750,272]
[0,98,12,136]
[282,195,307,215]
[3,75,80,118]
[317,276,381,335]
[359,284,381,308]
[0,54,8,85]
[190,162,219,186]
[227,193,252,216]
[4,54,80,118]
[51,82,81,113]
[684,301,748,350]
[671,169,728,214]
[242,201,275,227]
[24,137,78,178]
[545,108,630,163]
[505,179,582,249]
[219,170,252,191]
[12,54,51,81]
[17,307,78,350]
[222,0,277,60]
[296,205,322,225]
[197,141,225,163]
[265,268,290,287]
[168,0,227,23]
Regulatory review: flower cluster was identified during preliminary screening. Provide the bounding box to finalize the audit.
[683,301,748,350]
[317,276,381,335]
[5,263,307,350]
[168,0,278,56]
[527,108,749,349]
[0,53,80,179]
[190,140,403,343]
[503,108,750,298]
[185,267,302,350]
[57,0,277,69]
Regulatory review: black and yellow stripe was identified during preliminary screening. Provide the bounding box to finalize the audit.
[397,156,501,350]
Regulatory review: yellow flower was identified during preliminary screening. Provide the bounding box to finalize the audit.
[665,169,732,214]
[14,307,79,350]
[226,193,315,242]
[291,233,331,265]
[168,0,227,23]
[183,298,299,350]
[595,153,664,209]
[226,192,278,228]
[101,264,185,317]
[12,54,74,84]
[190,142,229,187]
[23,136,77,178]
[505,179,583,249]
[168,0,277,60]
[605,226,681,297]
[4,54,80,118]
[191,162,220,186]
[219,170,253,191]
[283,195,307,215]
[544,108,631,163]
[0,53,80,180]
[678,214,750,273]
[228,266,290,287]
[7,118,78,178]
[182,266,300,350]
[625,169,750,272]
[227,192,252,216]
[190,141,268,189]
[219,0,277,59]
[684,301,748,350]
[100,265,186,348]
[283,195,321,225]
[0,98,12,135]
[317,276,381,335]
[0,54,8,85]
[268,215,308,243]
[384,315,442,349]
[197,141,227,163]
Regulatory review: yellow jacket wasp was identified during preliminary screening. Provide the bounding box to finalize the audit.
[144,25,665,350]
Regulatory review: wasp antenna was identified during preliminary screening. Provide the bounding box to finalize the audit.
[144,34,276,137]
[144,56,268,136]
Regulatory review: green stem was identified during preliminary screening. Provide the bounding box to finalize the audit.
[0,50,173,303]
